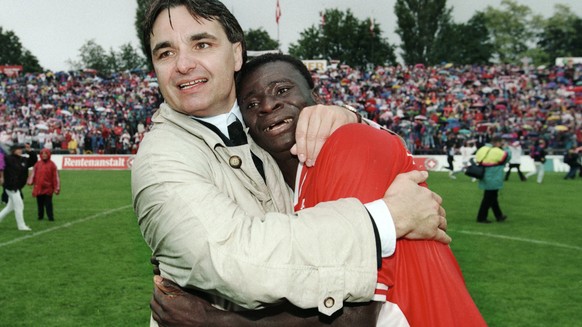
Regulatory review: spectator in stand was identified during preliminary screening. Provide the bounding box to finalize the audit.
[44,138,53,150]
[29,149,60,221]
[505,140,526,181]
[475,136,510,224]
[422,120,436,150]
[67,137,78,154]
[526,139,547,184]
[0,143,37,231]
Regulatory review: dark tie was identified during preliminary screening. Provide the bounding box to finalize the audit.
[227,119,247,146]
[226,118,265,180]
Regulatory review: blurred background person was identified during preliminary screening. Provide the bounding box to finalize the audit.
[563,146,580,180]
[444,132,459,179]
[0,144,37,231]
[29,149,60,221]
[0,145,5,186]
[475,136,511,224]
[526,139,547,184]
[457,139,477,181]
[505,140,526,181]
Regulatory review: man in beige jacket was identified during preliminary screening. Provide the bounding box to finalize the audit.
[132,0,449,321]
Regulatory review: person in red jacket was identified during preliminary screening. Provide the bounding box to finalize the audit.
[29,148,60,221]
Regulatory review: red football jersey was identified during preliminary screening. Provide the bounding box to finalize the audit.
[294,124,486,327]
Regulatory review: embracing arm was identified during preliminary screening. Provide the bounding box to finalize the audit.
[150,276,382,327]
[291,104,359,167]
[291,105,448,244]
[132,129,378,315]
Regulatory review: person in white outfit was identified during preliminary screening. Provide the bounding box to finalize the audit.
[505,140,526,181]
[457,140,478,181]
[0,144,37,231]
[525,139,547,183]
[459,140,477,169]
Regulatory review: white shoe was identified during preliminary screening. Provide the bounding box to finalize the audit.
[18,226,32,231]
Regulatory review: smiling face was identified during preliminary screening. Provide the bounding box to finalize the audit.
[238,61,317,156]
[150,5,243,117]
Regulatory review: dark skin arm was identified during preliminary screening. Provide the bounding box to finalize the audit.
[150,258,381,327]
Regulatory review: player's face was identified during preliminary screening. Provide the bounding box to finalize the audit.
[239,62,316,156]
[150,5,243,117]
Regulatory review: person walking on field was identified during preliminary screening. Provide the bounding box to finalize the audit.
[0,144,37,231]
[476,136,511,224]
[0,146,5,188]
[444,133,458,179]
[525,139,547,183]
[29,149,60,221]
[563,146,581,180]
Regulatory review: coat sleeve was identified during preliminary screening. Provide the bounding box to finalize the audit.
[132,134,377,316]
[26,150,38,168]
[52,163,60,193]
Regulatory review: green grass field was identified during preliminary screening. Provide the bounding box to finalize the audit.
[0,170,580,326]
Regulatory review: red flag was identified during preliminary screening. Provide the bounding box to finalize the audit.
[320,11,325,28]
[276,0,281,24]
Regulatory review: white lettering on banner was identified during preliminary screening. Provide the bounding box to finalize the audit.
[61,156,131,170]
[302,60,327,72]
[49,154,569,172]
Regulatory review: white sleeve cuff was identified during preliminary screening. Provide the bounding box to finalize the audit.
[364,199,396,257]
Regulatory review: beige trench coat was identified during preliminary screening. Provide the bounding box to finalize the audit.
[132,103,378,316]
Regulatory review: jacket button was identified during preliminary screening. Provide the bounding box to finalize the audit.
[324,297,335,308]
[229,155,242,168]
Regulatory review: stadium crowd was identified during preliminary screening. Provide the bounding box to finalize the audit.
[316,62,582,155]
[0,69,161,155]
[0,62,580,156]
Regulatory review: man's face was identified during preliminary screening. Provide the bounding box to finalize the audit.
[150,5,243,117]
[239,61,315,155]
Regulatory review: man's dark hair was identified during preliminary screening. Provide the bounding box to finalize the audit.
[235,53,314,104]
[491,136,503,144]
[143,0,247,64]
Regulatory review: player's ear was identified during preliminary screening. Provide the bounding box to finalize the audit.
[311,88,321,104]
[233,42,243,72]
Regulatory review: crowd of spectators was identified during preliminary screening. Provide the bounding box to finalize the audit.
[0,61,581,156]
[0,69,161,155]
[316,62,582,155]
